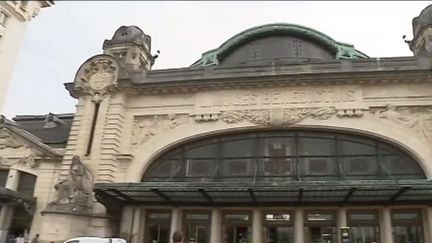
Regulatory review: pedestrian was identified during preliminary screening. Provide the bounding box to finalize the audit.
[30,234,39,243]
[172,230,183,243]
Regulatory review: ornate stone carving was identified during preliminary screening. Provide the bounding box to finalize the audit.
[132,114,188,146]
[0,128,23,149]
[49,155,94,212]
[75,57,118,101]
[374,104,432,141]
[220,107,337,126]
[0,155,37,169]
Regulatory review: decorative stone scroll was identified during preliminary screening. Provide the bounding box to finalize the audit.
[0,155,37,169]
[373,104,432,141]
[74,56,119,102]
[132,114,188,146]
[220,107,337,126]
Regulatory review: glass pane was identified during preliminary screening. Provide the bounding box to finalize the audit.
[380,156,422,175]
[222,139,256,157]
[349,226,380,243]
[392,212,420,221]
[349,213,377,221]
[261,158,294,176]
[186,225,209,243]
[341,157,379,176]
[185,143,218,158]
[260,138,294,157]
[224,226,251,243]
[17,172,36,196]
[149,213,171,220]
[298,137,335,156]
[147,160,180,177]
[223,159,253,176]
[305,226,336,243]
[186,213,210,221]
[264,226,294,243]
[0,170,8,187]
[339,138,376,155]
[186,160,217,177]
[393,225,424,243]
[148,224,170,243]
[300,158,337,176]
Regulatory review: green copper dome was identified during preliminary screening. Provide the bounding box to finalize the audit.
[191,23,368,68]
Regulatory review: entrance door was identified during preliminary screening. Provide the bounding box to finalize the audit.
[183,211,211,243]
[304,211,337,243]
[223,212,252,243]
[146,211,171,243]
[263,212,294,243]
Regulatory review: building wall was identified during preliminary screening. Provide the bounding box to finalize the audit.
[0,1,52,112]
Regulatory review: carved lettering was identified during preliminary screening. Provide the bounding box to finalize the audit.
[199,86,362,109]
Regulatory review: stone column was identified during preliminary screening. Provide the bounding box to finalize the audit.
[336,208,347,243]
[120,206,135,242]
[252,209,262,243]
[294,208,304,243]
[379,207,393,243]
[169,208,182,240]
[131,207,142,243]
[0,169,20,243]
[423,207,432,243]
[140,209,147,243]
[210,209,222,243]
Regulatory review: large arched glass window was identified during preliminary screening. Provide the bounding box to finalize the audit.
[142,131,425,182]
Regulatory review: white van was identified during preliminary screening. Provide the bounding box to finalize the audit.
[63,237,127,243]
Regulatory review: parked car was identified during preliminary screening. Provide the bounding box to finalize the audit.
[63,237,126,243]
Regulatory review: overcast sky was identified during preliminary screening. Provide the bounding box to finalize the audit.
[2,1,429,118]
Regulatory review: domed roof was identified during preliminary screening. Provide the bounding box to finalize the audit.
[412,4,432,40]
[191,23,368,68]
[103,25,151,50]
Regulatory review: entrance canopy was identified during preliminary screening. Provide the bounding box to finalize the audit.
[94,179,432,207]
[0,187,36,214]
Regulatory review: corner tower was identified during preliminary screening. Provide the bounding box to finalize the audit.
[103,25,155,72]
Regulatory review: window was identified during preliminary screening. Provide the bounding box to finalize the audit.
[263,212,294,243]
[183,211,211,243]
[146,211,171,243]
[17,172,36,196]
[391,210,424,243]
[142,130,425,182]
[0,11,10,26]
[348,211,380,243]
[0,170,8,187]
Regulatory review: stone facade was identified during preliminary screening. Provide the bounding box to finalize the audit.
[0,0,53,112]
[3,4,432,243]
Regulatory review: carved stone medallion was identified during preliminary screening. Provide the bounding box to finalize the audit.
[74,56,118,101]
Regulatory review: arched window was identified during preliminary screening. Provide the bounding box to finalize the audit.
[142,131,425,182]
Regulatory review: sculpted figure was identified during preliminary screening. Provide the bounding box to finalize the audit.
[52,155,94,205]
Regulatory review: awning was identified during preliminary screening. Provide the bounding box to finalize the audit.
[0,187,36,214]
[94,180,432,208]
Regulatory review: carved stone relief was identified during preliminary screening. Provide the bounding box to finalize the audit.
[220,107,338,126]
[75,57,118,102]
[0,128,38,168]
[373,104,432,141]
[132,114,189,146]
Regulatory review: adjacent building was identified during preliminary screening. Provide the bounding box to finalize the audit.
[0,0,54,112]
[1,3,432,243]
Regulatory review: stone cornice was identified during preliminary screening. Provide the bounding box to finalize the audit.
[65,57,432,97]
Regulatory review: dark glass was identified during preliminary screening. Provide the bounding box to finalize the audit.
[264,226,294,243]
[187,159,217,177]
[348,212,380,243]
[147,212,171,243]
[184,212,210,243]
[341,157,379,176]
[223,226,251,243]
[305,226,336,243]
[142,130,425,182]
[393,225,424,243]
[0,170,8,187]
[17,172,36,196]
